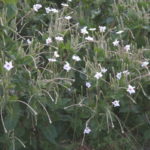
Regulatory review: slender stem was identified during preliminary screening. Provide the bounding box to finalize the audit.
[38,101,52,124]
[10,100,37,116]
[14,136,26,148]
[0,105,7,133]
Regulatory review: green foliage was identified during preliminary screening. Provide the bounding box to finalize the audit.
[2,0,18,4]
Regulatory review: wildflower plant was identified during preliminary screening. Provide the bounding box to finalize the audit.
[0,0,150,150]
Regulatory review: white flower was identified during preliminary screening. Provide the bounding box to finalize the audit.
[33,4,42,12]
[45,7,59,13]
[48,58,57,62]
[27,39,32,45]
[45,7,51,13]
[124,45,130,52]
[3,61,14,71]
[113,39,119,46]
[61,3,69,7]
[55,36,64,42]
[127,84,136,95]
[99,26,106,33]
[101,67,107,73]
[63,62,71,72]
[46,37,52,45]
[116,72,122,80]
[86,82,91,88]
[116,30,124,34]
[68,0,72,1]
[112,100,120,107]
[85,36,94,41]
[64,16,72,20]
[51,8,59,13]
[72,55,81,61]
[54,51,60,58]
[81,26,88,35]
[123,70,130,76]
[94,72,103,79]
[89,28,96,31]
[84,126,91,134]
[141,61,149,68]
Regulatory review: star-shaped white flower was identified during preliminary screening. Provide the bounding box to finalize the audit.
[3,61,14,71]
[84,126,91,134]
[45,7,51,13]
[33,4,42,12]
[61,3,69,7]
[48,58,57,62]
[51,8,59,13]
[94,72,103,79]
[86,82,91,88]
[81,26,88,35]
[72,55,81,61]
[64,16,72,20]
[54,51,60,58]
[63,62,71,72]
[45,7,59,14]
[116,30,124,34]
[89,28,96,31]
[124,45,130,52]
[127,84,136,95]
[101,67,107,73]
[116,72,122,80]
[85,36,94,41]
[123,70,130,76]
[55,36,64,42]
[46,37,52,45]
[99,26,106,33]
[112,100,120,107]
[113,39,119,46]
[27,39,32,45]
[141,61,149,68]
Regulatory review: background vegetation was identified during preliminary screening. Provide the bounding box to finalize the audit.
[0,0,150,149]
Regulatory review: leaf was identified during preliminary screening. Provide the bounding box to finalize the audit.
[119,104,140,113]
[5,104,21,130]
[16,55,33,65]
[143,129,150,140]
[6,4,18,21]
[40,124,57,144]
[94,48,106,61]
[2,0,18,4]
[0,85,3,96]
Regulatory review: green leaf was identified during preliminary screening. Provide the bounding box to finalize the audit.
[2,0,18,4]
[6,4,18,21]
[119,104,140,113]
[40,124,57,144]
[94,47,106,61]
[5,104,21,130]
